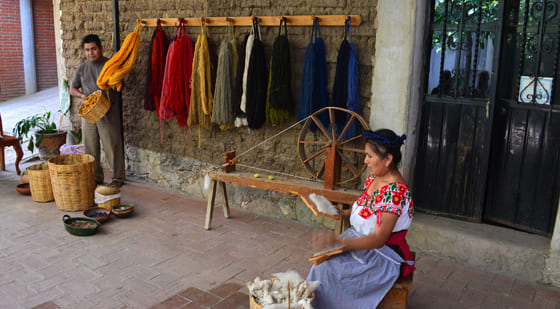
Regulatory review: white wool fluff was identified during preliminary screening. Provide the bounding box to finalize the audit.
[248,271,319,307]
[309,193,339,216]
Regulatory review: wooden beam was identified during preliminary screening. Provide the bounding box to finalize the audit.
[207,171,360,205]
[138,15,362,27]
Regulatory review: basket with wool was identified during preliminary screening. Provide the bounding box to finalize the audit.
[78,90,110,123]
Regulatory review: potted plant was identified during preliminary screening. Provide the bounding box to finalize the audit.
[12,111,67,160]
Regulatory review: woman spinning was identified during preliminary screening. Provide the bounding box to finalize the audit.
[307,128,415,308]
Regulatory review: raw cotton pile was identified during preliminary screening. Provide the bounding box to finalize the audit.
[309,193,339,216]
[247,270,320,309]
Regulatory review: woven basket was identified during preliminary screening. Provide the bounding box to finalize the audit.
[95,185,121,210]
[27,162,54,202]
[78,90,110,123]
[48,154,95,211]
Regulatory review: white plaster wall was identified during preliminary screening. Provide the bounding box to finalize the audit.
[370,0,417,181]
[545,200,560,285]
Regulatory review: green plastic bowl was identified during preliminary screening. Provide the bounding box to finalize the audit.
[62,215,100,236]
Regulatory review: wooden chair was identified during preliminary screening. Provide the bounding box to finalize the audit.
[0,113,23,175]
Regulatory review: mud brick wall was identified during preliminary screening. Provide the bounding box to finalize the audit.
[61,0,377,228]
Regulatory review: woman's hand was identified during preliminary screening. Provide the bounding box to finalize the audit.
[312,230,337,253]
[336,207,351,219]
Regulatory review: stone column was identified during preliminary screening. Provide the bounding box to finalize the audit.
[20,0,37,95]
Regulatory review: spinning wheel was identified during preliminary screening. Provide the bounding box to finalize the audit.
[298,107,370,189]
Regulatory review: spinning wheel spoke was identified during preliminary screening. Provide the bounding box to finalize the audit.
[310,115,332,141]
[338,146,365,154]
[339,134,363,146]
[299,140,330,146]
[302,147,327,164]
[336,115,357,143]
[316,161,326,179]
[328,108,337,140]
[337,149,361,177]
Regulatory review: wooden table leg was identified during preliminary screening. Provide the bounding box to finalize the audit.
[220,181,230,218]
[0,147,5,171]
[204,180,218,230]
[14,143,23,175]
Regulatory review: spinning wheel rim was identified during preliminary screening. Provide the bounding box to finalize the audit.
[297,107,370,186]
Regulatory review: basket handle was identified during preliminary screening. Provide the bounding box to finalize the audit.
[63,215,70,222]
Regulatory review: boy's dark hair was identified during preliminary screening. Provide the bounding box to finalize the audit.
[82,34,102,48]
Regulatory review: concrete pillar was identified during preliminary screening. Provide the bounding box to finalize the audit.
[20,0,37,95]
[370,0,421,181]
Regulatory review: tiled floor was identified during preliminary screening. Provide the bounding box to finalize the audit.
[2,163,560,308]
[3,89,560,308]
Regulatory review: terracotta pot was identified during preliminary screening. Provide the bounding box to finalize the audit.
[35,130,67,161]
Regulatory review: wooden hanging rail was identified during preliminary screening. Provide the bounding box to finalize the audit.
[138,15,361,27]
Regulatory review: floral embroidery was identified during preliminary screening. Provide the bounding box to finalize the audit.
[356,176,414,219]
[359,207,373,219]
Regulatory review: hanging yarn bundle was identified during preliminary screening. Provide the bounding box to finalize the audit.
[236,30,255,127]
[144,20,169,114]
[266,18,293,125]
[245,17,268,130]
[97,21,142,92]
[212,21,237,128]
[160,19,194,127]
[233,35,248,126]
[159,19,194,144]
[143,25,157,111]
[297,19,328,132]
[188,20,214,145]
[330,25,351,129]
[346,17,360,139]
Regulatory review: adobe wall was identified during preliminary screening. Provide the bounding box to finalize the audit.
[60,0,378,228]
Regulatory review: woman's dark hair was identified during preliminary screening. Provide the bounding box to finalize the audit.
[82,34,102,48]
[362,129,406,170]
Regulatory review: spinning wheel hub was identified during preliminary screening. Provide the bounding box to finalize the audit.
[297,107,370,189]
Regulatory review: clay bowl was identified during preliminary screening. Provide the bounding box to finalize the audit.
[83,207,111,223]
[16,183,31,195]
[62,215,100,236]
[112,204,134,218]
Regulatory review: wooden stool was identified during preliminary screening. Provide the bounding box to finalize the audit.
[0,113,23,175]
[378,252,415,309]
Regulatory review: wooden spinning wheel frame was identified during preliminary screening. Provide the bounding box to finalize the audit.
[298,107,370,189]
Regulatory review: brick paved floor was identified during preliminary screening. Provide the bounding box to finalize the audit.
[1,161,560,309]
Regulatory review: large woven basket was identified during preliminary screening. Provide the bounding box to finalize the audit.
[27,162,54,202]
[78,90,110,123]
[48,154,95,211]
